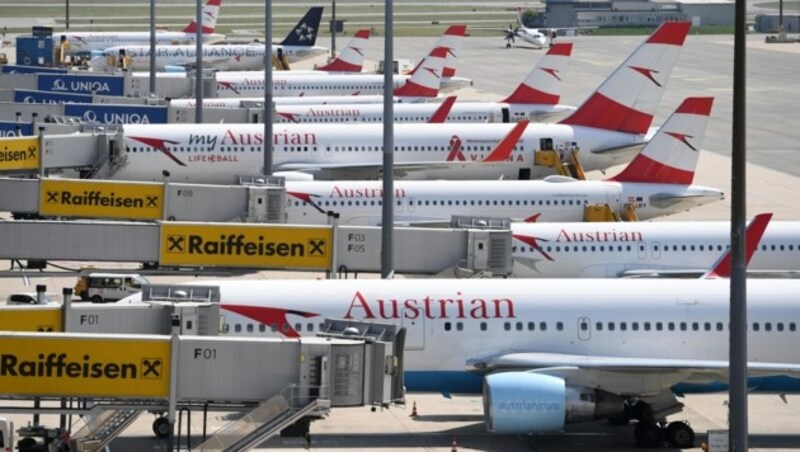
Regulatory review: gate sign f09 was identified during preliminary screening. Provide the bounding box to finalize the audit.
[160,223,332,270]
[0,333,170,398]
[40,179,164,220]
[0,136,39,171]
[38,74,125,96]
[64,104,168,125]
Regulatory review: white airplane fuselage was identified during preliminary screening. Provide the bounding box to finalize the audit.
[283,179,722,225]
[168,95,428,109]
[115,123,647,183]
[120,278,800,395]
[510,221,800,277]
[54,32,225,55]
[214,72,471,98]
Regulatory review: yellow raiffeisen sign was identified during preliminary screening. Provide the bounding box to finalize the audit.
[0,307,62,333]
[160,223,332,269]
[40,179,164,220]
[0,136,38,171]
[0,333,170,398]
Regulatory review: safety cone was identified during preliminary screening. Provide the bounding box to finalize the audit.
[410,400,418,417]
[451,436,458,452]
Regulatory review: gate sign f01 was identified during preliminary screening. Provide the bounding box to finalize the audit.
[0,122,34,138]
[40,179,164,220]
[0,136,39,171]
[38,74,125,96]
[64,104,168,125]
[14,89,93,105]
[160,223,332,270]
[0,333,170,398]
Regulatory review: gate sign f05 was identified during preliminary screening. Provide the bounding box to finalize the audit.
[40,179,164,220]
[14,89,93,105]
[0,136,39,171]
[160,223,332,270]
[0,333,170,398]
[64,104,168,125]
[38,74,125,96]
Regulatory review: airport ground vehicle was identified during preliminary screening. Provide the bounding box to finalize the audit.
[74,273,148,303]
[6,292,58,305]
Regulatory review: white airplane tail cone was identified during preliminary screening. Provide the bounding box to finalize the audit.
[560,21,691,135]
[610,96,713,184]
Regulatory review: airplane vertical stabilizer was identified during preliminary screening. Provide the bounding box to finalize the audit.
[559,21,691,134]
[316,29,371,72]
[500,43,573,105]
[610,96,713,184]
[279,7,323,47]
[182,0,223,34]
[393,47,448,98]
[407,25,467,78]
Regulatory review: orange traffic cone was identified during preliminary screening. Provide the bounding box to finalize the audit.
[410,400,418,417]
[451,436,458,452]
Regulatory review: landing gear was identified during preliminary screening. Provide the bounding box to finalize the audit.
[634,422,663,448]
[152,416,170,439]
[665,421,695,448]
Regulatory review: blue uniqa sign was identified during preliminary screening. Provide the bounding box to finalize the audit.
[0,122,34,137]
[38,74,125,96]
[14,89,93,105]
[64,104,168,125]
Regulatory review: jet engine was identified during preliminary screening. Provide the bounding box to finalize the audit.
[483,372,625,434]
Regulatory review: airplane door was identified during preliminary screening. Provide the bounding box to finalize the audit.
[402,312,425,350]
[408,197,416,213]
[577,317,591,341]
[638,241,647,259]
[652,241,661,259]
[323,143,332,160]
[501,107,510,123]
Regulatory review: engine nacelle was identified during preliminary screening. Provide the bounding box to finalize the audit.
[483,372,625,434]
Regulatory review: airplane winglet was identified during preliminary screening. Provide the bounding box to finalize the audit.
[703,213,773,279]
[483,120,529,162]
[428,96,457,123]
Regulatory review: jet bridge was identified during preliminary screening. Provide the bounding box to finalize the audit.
[0,285,404,451]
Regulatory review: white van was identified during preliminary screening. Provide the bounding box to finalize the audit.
[74,273,149,303]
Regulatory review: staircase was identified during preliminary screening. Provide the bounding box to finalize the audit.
[68,407,141,452]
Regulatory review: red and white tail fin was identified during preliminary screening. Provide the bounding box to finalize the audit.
[428,96,457,123]
[394,46,448,98]
[183,0,222,34]
[703,213,773,279]
[407,25,467,78]
[559,21,691,134]
[316,29,370,72]
[500,43,573,105]
[610,96,713,185]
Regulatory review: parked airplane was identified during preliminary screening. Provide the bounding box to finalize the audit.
[510,214,800,277]
[213,24,473,97]
[54,0,225,56]
[114,22,690,184]
[119,277,800,448]
[89,7,326,71]
[281,96,721,223]
[269,43,575,123]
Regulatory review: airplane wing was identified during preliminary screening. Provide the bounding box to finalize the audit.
[276,159,519,180]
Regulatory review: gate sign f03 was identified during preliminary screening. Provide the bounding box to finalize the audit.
[160,223,332,270]
[38,74,125,96]
[0,333,170,398]
[40,179,164,220]
[64,104,168,125]
[0,136,39,171]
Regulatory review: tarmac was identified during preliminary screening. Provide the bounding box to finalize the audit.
[1,32,799,451]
